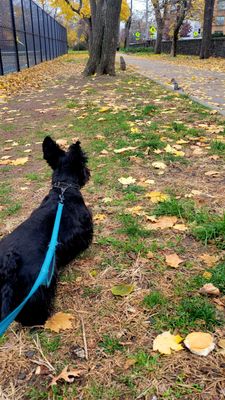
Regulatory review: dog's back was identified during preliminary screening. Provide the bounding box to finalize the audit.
[0,137,93,326]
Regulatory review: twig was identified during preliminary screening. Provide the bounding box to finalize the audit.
[80,317,88,360]
[33,335,55,372]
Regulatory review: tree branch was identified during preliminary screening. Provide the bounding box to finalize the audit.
[64,0,83,16]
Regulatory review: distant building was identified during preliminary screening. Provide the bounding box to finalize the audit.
[212,0,225,35]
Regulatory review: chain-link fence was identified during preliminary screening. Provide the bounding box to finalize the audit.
[0,0,67,75]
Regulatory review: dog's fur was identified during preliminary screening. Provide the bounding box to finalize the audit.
[0,136,93,326]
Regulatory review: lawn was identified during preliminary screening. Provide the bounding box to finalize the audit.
[0,53,225,400]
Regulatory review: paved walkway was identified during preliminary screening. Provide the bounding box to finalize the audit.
[120,54,225,116]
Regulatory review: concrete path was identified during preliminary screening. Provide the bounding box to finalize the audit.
[120,53,225,116]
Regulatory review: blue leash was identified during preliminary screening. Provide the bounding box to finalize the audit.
[0,201,64,337]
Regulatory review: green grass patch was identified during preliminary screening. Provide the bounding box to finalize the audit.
[142,291,167,308]
[210,140,225,155]
[99,334,123,354]
[152,296,223,333]
[118,214,151,238]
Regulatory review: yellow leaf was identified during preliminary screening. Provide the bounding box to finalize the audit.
[153,331,183,355]
[0,157,29,166]
[125,205,143,215]
[165,253,183,268]
[56,139,68,149]
[99,106,110,113]
[44,312,74,333]
[149,216,177,230]
[199,254,219,267]
[130,127,140,134]
[184,332,215,356]
[173,223,188,232]
[118,176,136,185]
[93,213,106,222]
[152,161,167,170]
[114,146,138,154]
[12,157,29,166]
[145,191,169,203]
[202,271,212,280]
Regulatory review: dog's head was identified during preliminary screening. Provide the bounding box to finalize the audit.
[42,136,90,187]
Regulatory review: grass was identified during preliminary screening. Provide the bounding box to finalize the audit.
[189,262,225,294]
[1,52,225,399]
[99,335,124,354]
[118,214,151,238]
[152,296,223,333]
[142,291,167,308]
[38,332,61,353]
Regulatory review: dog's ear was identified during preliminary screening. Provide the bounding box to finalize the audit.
[42,136,65,170]
[68,141,90,187]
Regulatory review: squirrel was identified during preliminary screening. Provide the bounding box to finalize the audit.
[171,78,182,91]
[120,56,126,71]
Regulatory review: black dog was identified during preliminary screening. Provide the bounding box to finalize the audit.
[0,136,93,326]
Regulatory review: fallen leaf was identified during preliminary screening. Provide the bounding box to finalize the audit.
[218,339,225,349]
[114,146,138,154]
[0,157,29,166]
[205,170,220,177]
[99,106,110,113]
[125,205,143,215]
[44,312,74,333]
[184,332,215,356]
[153,331,183,355]
[56,139,68,149]
[199,254,219,267]
[199,283,220,296]
[100,149,108,155]
[173,223,188,232]
[130,127,140,134]
[165,253,183,268]
[93,213,107,222]
[123,358,136,370]
[152,161,167,170]
[145,191,170,203]
[149,216,177,230]
[118,176,136,185]
[50,365,83,386]
[146,251,154,259]
[111,284,134,297]
[202,271,212,280]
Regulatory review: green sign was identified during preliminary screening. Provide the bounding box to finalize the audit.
[193,31,199,37]
[135,32,141,38]
[149,26,157,34]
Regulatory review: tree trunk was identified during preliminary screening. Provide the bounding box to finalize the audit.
[170,0,187,57]
[124,16,131,48]
[170,29,179,57]
[200,0,215,59]
[155,27,163,54]
[153,0,168,55]
[83,0,122,76]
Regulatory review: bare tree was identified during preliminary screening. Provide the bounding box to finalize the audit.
[152,0,169,54]
[200,0,215,59]
[170,0,192,57]
[124,0,133,48]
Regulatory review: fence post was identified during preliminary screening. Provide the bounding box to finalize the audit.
[46,15,52,59]
[42,9,48,60]
[0,49,4,75]
[21,0,30,68]
[29,0,37,65]
[37,6,43,62]
[9,0,20,72]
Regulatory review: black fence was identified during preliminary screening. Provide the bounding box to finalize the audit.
[0,0,67,75]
